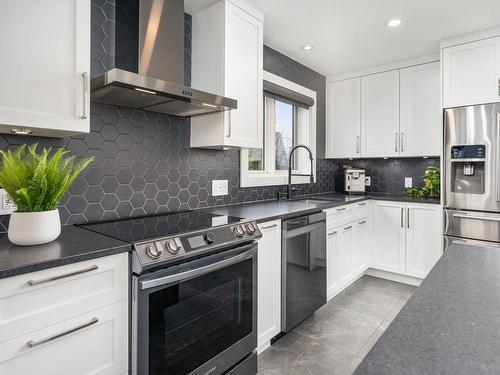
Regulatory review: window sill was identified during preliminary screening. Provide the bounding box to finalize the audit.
[240,171,315,188]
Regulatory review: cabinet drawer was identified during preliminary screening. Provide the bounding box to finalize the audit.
[0,300,128,375]
[0,253,128,343]
[325,205,354,229]
[352,201,369,220]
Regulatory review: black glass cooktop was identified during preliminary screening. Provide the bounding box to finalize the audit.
[80,211,244,243]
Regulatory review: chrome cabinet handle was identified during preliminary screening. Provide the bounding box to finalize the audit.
[227,110,232,138]
[358,220,366,225]
[27,317,98,348]
[358,202,367,206]
[400,132,405,153]
[407,208,410,228]
[81,72,88,119]
[344,225,352,230]
[452,213,500,222]
[400,207,404,228]
[356,136,360,154]
[395,133,399,153]
[328,231,337,236]
[261,223,278,230]
[336,207,346,212]
[27,265,98,286]
[498,79,500,96]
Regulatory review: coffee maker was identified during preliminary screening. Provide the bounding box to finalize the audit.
[340,167,366,194]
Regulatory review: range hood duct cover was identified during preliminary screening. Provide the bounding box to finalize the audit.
[90,0,237,117]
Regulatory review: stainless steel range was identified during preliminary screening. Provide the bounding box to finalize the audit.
[82,211,261,375]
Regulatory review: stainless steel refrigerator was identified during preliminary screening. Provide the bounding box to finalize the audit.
[444,103,500,249]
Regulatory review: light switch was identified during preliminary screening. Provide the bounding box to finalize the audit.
[365,176,371,187]
[405,177,413,188]
[212,180,228,196]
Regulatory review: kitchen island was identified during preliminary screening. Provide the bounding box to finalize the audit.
[354,243,500,374]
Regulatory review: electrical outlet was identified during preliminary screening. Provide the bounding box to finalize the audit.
[405,177,413,188]
[0,188,16,214]
[211,180,228,196]
[364,176,371,187]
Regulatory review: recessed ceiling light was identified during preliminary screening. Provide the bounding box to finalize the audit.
[387,18,402,27]
[302,45,314,51]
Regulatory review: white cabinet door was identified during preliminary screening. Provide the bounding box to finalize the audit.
[257,220,281,350]
[400,62,441,157]
[338,224,354,286]
[0,301,128,375]
[372,201,406,274]
[190,0,263,149]
[361,70,400,157]
[326,78,361,158]
[326,227,340,300]
[352,218,369,275]
[224,1,263,148]
[0,0,90,137]
[443,36,500,108]
[406,203,442,278]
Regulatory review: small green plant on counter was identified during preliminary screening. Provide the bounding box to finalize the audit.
[403,167,440,199]
[0,144,93,212]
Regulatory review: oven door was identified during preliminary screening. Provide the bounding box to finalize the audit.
[132,243,257,375]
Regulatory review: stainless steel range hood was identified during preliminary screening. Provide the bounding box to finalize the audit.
[90,0,237,117]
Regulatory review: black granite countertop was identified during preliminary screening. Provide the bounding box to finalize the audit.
[207,192,440,223]
[0,225,131,279]
[354,243,500,375]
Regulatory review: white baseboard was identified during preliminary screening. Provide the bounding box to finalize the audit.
[365,268,422,286]
[257,340,271,354]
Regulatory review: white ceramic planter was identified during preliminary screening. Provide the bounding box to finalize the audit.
[8,209,61,246]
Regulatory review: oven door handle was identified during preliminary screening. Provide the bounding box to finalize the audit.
[140,246,257,290]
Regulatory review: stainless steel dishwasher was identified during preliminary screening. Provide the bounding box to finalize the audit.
[282,211,326,333]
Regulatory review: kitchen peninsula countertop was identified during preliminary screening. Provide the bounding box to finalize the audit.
[0,225,131,279]
[354,243,500,374]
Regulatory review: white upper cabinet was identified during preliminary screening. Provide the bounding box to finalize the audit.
[361,70,400,157]
[442,36,500,108]
[0,0,90,137]
[400,62,441,157]
[326,78,361,158]
[191,0,263,149]
[405,203,442,278]
[326,61,440,159]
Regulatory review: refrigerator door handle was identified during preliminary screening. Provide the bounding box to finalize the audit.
[497,113,500,202]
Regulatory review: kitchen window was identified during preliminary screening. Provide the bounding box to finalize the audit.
[241,72,317,187]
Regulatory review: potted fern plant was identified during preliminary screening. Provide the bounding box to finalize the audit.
[0,145,93,246]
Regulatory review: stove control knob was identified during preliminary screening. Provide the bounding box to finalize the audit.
[204,232,216,244]
[233,225,245,238]
[146,243,162,259]
[166,239,180,254]
[245,223,256,234]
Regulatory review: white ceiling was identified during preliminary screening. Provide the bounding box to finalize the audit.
[185,0,500,77]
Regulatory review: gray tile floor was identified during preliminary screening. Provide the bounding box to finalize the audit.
[257,275,417,375]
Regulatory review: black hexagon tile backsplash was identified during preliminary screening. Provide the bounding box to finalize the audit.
[0,1,438,233]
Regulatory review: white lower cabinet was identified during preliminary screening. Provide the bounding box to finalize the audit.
[405,203,443,278]
[372,201,406,274]
[0,253,128,374]
[257,220,281,351]
[337,224,354,287]
[352,219,369,274]
[0,301,128,375]
[326,204,370,300]
[372,201,442,278]
[327,200,442,298]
